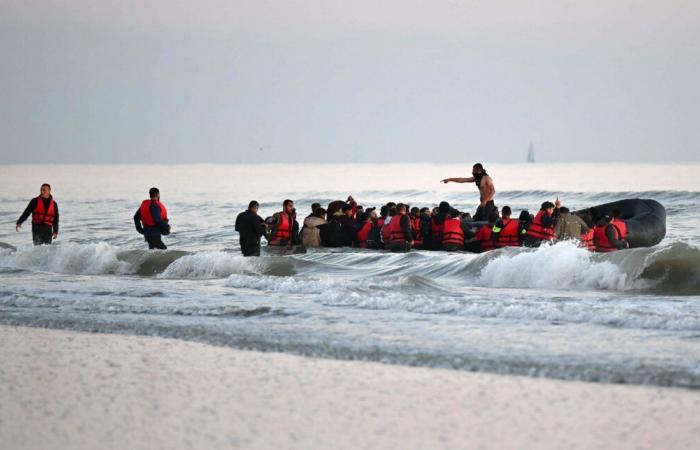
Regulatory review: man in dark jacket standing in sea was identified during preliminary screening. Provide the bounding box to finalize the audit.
[16,183,59,245]
[235,201,267,256]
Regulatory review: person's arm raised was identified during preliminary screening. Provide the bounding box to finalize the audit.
[441,177,475,184]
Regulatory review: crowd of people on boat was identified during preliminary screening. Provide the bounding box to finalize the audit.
[15,163,630,255]
[233,196,629,257]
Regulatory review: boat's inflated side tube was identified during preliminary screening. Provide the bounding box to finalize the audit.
[579,199,666,248]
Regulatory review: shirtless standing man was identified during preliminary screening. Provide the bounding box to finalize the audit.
[441,162,496,222]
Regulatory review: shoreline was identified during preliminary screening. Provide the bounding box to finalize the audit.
[1,325,699,450]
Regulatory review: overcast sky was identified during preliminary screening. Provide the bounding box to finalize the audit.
[1,0,698,164]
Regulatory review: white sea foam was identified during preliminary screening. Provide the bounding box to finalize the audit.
[159,252,260,279]
[0,242,131,275]
[478,241,628,290]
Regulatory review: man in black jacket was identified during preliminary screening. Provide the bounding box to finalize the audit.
[16,183,59,245]
[235,201,267,256]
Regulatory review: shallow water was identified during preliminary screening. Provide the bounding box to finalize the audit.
[1,163,700,388]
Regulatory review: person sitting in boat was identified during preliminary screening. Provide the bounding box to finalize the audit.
[491,206,521,248]
[594,210,629,252]
[469,210,499,253]
[523,199,560,247]
[554,206,590,242]
[383,203,414,252]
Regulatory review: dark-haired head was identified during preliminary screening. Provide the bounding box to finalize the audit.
[149,187,159,199]
[559,206,570,214]
[501,205,512,217]
[487,210,500,224]
[541,201,555,211]
[248,200,259,210]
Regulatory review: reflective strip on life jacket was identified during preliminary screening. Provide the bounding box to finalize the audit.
[526,210,555,241]
[32,197,56,227]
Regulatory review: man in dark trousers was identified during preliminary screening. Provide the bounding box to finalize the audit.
[16,183,59,245]
[133,187,171,249]
[235,201,267,256]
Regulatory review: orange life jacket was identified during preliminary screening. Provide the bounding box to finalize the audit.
[441,217,464,247]
[581,228,595,251]
[139,199,168,227]
[270,212,293,245]
[356,222,372,248]
[431,217,445,243]
[411,216,423,248]
[495,218,520,248]
[386,214,411,244]
[32,196,56,227]
[594,220,627,252]
[526,210,555,241]
[475,225,495,252]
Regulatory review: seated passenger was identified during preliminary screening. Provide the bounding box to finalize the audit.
[491,206,520,248]
[553,206,590,242]
[523,199,560,247]
[594,210,629,252]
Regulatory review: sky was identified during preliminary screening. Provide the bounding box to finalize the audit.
[1,0,699,164]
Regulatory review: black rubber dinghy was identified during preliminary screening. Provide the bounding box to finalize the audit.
[577,199,666,248]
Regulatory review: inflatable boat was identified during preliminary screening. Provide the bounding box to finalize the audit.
[577,198,666,248]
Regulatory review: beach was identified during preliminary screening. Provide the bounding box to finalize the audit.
[2,325,699,450]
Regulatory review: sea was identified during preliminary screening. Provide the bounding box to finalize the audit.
[1,163,699,388]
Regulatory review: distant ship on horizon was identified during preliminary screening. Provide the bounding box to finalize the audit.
[527,142,536,163]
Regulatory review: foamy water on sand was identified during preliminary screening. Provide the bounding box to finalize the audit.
[1,163,699,387]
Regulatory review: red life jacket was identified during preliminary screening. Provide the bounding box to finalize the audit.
[475,225,495,252]
[526,210,555,241]
[270,212,293,245]
[594,220,627,252]
[32,196,56,227]
[410,216,423,248]
[387,214,411,244]
[495,218,520,248]
[139,199,168,227]
[431,217,445,243]
[581,229,595,251]
[356,222,372,248]
[441,218,464,247]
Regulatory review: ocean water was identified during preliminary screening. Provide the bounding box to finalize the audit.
[1,163,700,388]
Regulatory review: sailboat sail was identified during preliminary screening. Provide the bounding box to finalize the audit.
[527,142,535,163]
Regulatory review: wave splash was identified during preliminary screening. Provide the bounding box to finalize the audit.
[1,240,699,295]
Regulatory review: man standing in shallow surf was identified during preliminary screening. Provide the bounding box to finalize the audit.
[441,162,496,221]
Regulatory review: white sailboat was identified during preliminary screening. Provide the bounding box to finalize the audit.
[527,142,535,163]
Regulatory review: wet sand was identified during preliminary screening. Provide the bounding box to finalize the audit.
[1,325,699,450]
